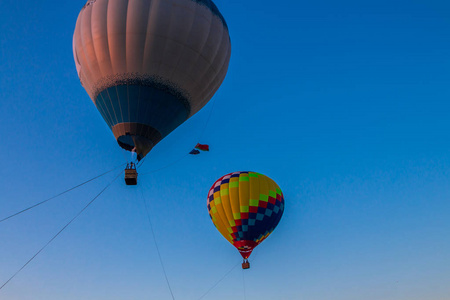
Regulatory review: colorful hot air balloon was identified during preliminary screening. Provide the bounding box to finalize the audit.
[73,0,231,161]
[207,171,285,269]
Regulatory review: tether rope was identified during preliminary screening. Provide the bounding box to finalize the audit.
[0,163,125,224]
[139,187,176,300]
[197,261,241,300]
[242,269,247,300]
[197,249,258,300]
[0,169,123,291]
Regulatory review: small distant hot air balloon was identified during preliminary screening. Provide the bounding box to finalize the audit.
[207,171,285,269]
[73,0,231,164]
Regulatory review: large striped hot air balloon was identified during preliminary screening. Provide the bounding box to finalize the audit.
[207,171,285,269]
[73,0,231,161]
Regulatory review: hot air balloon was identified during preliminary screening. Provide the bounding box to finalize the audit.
[72,0,231,165]
[207,171,285,269]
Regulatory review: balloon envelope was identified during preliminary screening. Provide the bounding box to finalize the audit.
[207,171,285,259]
[73,0,231,160]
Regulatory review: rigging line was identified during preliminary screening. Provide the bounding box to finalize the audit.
[136,154,148,170]
[197,96,218,142]
[139,187,176,300]
[0,169,123,292]
[0,163,126,224]
[139,153,189,176]
[197,262,240,300]
[138,96,219,175]
[137,93,220,175]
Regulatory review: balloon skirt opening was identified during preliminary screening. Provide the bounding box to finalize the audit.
[116,133,155,161]
[234,240,258,259]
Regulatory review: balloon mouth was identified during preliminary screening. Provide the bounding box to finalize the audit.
[117,135,153,161]
[233,240,258,259]
[112,122,162,161]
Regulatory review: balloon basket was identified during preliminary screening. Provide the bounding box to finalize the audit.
[242,260,250,270]
[125,166,138,185]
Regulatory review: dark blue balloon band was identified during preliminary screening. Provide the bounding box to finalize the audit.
[95,83,190,140]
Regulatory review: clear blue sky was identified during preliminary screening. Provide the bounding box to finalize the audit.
[1,0,450,299]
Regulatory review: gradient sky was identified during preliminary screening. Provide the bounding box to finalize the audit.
[1,0,450,299]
